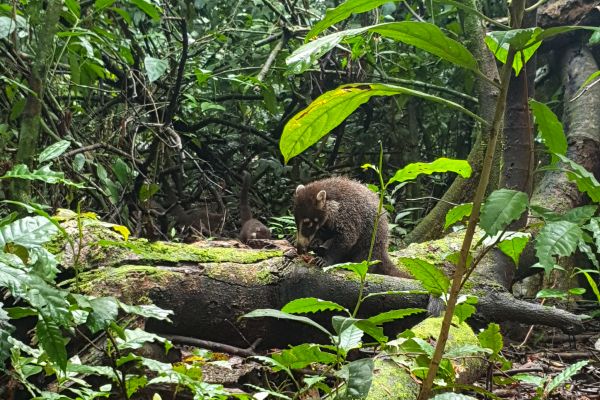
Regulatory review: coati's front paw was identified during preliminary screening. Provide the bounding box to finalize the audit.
[310,256,328,268]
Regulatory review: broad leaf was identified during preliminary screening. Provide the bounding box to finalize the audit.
[563,205,597,225]
[485,28,542,75]
[584,217,600,250]
[497,234,530,267]
[399,258,449,296]
[367,308,426,325]
[536,289,567,300]
[280,83,485,163]
[445,203,472,229]
[557,154,600,202]
[354,320,387,343]
[388,158,472,185]
[530,100,567,163]
[281,297,347,314]
[0,303,14,370]
[0,164,84,187]
[454,302,476,324]
[86,297,119,334]
[444,344,491,358]
[271,344,337,370]
[0,216,58,248]
[290,22,478,74]
[535,220,582,268]
[344,358,374,399]
[324,260,372,280]
[478,323,502,356]
[336,323,363,353]
[37,316,67,371]
[38,140,71,163]
[576,269,600,302]
[243,309,331,336]
[305,0,391,41]
[144,56,168,83]
[370,22,478,71]
[118,302,173,321]
[480,189,529,236]
[0,16,16,40]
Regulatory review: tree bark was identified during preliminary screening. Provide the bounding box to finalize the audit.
[404,0,500,244]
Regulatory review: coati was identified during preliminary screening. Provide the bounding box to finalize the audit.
[239,172,271,243]
[293,176,407,277]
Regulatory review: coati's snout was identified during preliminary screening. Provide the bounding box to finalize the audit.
[293,185,327,254]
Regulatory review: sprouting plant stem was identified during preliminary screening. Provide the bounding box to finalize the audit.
[353,143,386,318]
[417,3,524,398]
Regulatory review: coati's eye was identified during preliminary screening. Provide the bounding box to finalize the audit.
[313,218,319,223]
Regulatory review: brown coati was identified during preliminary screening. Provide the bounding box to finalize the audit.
[293,176,407,277]
[239,172,271,243]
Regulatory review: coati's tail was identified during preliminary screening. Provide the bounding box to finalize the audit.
[240,172,253,224]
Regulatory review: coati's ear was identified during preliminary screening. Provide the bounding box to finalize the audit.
[316,190,327,209]
[295,184,305,195]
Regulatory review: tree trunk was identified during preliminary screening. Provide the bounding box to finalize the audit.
[10,0,62,202]
[404,0,501,244]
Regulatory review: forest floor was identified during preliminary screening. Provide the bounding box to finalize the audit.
[477,304,600,399]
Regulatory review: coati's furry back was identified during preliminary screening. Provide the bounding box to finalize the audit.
[293,177,407,277]
[239,172,271,243]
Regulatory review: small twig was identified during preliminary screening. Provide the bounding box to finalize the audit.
[257,38,285,82]
[162,334,257,357]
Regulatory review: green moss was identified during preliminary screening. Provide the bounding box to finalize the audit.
[73,265,177,295]
[206,262,276,285]
[412,316,478,347]
[368,359,420,399]
[98,239,282,264]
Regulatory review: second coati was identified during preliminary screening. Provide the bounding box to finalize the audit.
[239,172,271,243]
[293,176,407,277]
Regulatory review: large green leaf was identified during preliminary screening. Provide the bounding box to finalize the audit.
[86,297,119,334]
[398,258,449,296]
[281,297,347,314]
[336,322,364,353]
[280,83,485,163]
[370,22,478,71]
[271,343,337,370]
[0,16,16,39]
[243,309,331,336]
[344,358,374,399]
[485,28,541,75]
[305,0,391,41]
[562,205,597,225]
[480,189,529,236]
[0,216,58,248]
[535,220,582,268]
[388,158,471,185]
[367,308,426,325]
[477,323,502,356]
[431,394,477,400]
[144,56,168,83]
[529,100,567,163]
[0,164,84,187]
[497,233,530,267]
[0,303,14,370]
[290,22,478,74]
[445,203,473,229]
[557,154,600,202]
[37,316,67,371]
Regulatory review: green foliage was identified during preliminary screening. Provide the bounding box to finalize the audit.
[529,100,567,162]
[280,83,483,163]
[534,221,582,274]
[557,154,600,202]
[305,0,391,41]
[514,360,588,399]
[281,297,348,314]
[399,257,450,297]
[388,158,472,185]
[478,323,503,359]
[480,189,529,236]
[0,164,84,188]
[497,233,530,267]
[445,203,473,229]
